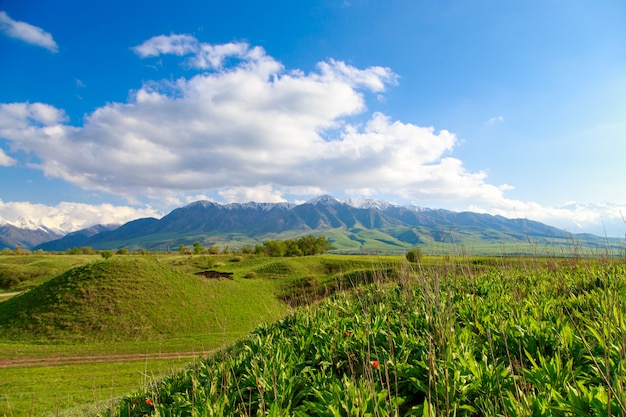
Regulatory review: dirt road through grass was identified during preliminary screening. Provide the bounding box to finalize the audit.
[0,291,21,298]
[0,350,212,368]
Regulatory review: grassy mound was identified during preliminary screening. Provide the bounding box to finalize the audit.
[0,256,287,343]
[0,254,96,291]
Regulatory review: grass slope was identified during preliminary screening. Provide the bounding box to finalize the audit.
[108,258,626,416]
[0,256,287,343]
[0,254,97,292]
[0,253,399,416]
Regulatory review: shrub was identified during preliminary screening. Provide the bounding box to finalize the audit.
[406,247,423,263]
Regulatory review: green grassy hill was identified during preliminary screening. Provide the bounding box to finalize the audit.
[0,256,287,343]
[0,253,403,416]
[0,254,96,292]
[0,254,399,344]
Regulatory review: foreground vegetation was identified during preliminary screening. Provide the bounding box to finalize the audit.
[1,251,626,416]
[103,256,626,416]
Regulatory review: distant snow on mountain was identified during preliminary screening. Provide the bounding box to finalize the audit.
[186,200,217,209]
[0,201,162,236]
[226,202,296,211]
[4,196,625,251]
[184,196,427,213]
[0,215,64,235]
[306,195,342,206]
[344,197,398,211]
[186,200,295,211]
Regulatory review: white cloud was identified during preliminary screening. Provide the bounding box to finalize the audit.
[0,102,67,129]
[190,42,255,69]
[132,33,198,58]
[0,38,406,201]
[0,148,16,166]
[316,59,398,92]
[0,11,58,53]
[485,115,504,125]
[0,200,162,234]
[2,35,622,236]
[468,200,626,237]
[218,185,288,204]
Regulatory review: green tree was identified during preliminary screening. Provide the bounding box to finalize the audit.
[263,240,286,257]
[101,250,113,260]
[241,244,254,255]
[406,247,423,263]
[284,239,303,256]
[193,241,204,254]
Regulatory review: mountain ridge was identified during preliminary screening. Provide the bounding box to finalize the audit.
[28,196,624,255]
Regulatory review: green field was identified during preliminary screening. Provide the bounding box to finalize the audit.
[0,252,397,416]
[1,252,625,416]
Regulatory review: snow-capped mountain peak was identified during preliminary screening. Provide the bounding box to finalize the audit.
[306,195,341,206]
[0,216,64,235]
[344,198,398,211]
[225,202,295,211]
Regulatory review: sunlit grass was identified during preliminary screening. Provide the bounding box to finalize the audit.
[2,252,626,416]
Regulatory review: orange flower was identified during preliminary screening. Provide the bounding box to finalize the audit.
[146,399,153,406]
[372,360,380,369]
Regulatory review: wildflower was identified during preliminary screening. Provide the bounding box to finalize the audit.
[372,360,380,369]
[345,331,351,337]
[146,399,153,406]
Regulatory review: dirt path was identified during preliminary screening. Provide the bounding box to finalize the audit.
[0,351,213,369]
[0,291,21,298]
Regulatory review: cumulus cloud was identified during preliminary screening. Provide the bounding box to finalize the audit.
[0,37,419,201]
[468,199,626,237]
[132,33,198,58]
[0,148,16,166]
[0,102,67,130]
[218,185,289,204]
[7,34,612,233]
[0,11,58,52]
[0,200,162,234]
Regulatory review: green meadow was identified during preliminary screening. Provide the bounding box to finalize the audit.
[1,251,625,416]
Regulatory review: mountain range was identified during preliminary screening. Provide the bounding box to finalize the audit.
[2,195,615,256]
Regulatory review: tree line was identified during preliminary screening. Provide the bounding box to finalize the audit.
[184,235,334,257]
[258,235,334,257]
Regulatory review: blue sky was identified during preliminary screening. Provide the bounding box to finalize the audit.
[1,0,625,236]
